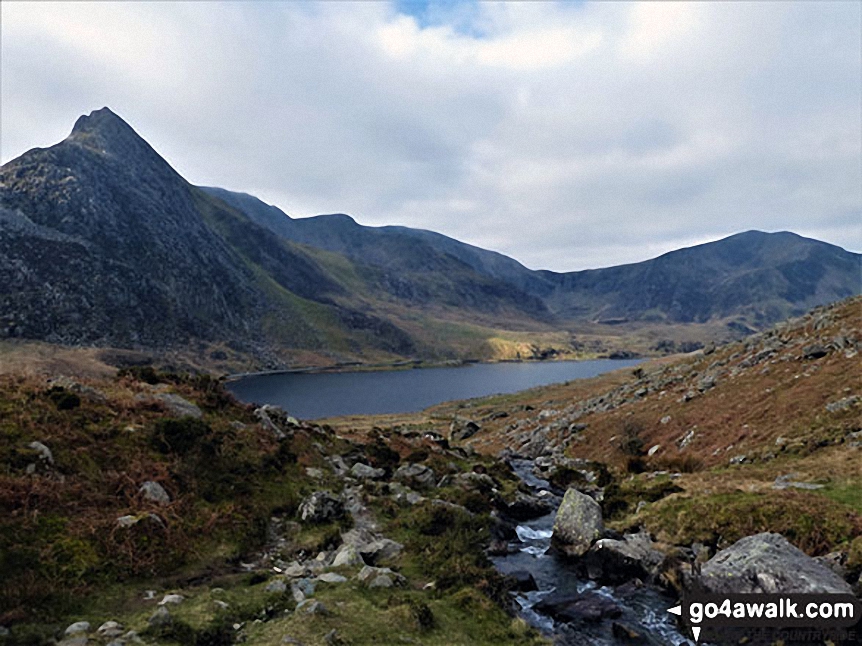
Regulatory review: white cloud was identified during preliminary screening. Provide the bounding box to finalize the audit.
[1,1,859,271]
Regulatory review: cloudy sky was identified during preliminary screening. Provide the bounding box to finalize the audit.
[2,1,860,271]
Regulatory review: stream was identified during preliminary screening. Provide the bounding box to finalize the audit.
[491,459,692,646]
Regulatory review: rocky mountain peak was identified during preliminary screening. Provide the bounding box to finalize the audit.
[67,107,159,161]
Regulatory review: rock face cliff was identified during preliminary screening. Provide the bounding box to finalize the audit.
[2,108,859,365]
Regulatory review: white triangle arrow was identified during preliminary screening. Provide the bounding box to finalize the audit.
[692,626,701,642]
[667,605,682,616]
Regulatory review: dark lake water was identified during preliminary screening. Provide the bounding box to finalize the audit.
[226,359,640,419]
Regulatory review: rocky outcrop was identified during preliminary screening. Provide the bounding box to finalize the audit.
[449,417,480,442]
[697,533,854,594]
[552,488,604,557]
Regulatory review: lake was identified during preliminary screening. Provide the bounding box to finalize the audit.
[226,359,641,419]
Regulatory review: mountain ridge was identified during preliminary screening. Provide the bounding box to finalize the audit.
[1,108,859,368]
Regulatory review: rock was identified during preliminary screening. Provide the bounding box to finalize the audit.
[317,572,347,583]
[28,441,54,464]
[350,463,385,480]
[325,629,344,646]
[282,637,306,646]
[584,532,665,583]
[369,574,394,588]
[290,583,306,604]
[357,565,405,587]
[65,622,91,636]
[533,590,622,623]
[148,606,172,628]
[358,538,403,565]
[394,463,437,489]
[299,491,344,523]
[58,638,87,646]
[265,578,287,593]
[255,404,296,439]
[158,593,185,605]
[552,488,604,557]
[660,416,671,425]
[332,544,364,567]
[803,343,828,360]
[698,533,854,594]
[296,599,328,615]
[772,474,824,490]
[96,622,123,638]
[826,396,859,413]
[139,481,170,505]
[284,562,308,578]
[213,600,230,610]
[676,429,696,450]
[449,417,481,442]
[506,491,552,521]
[647,444,661,457]
[508,570,538,592]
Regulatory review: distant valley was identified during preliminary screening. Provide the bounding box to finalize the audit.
[1,108,859,371]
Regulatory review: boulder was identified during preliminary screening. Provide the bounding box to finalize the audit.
[506,491,552,521]
[356,565,406,587]
[584,532,665,583]
[394,463,437,489]
[28,441,54,464]
[64,622,91,636]
[265,578,287,593]
[148,606,172,628]
[698,532,854,594]
[449,417,481,442]
[332,544,364,568]
[139,481,170,505]
[358,538,403,565]
[255,405,297,439]
[298,491,345,523]
[153,393,202,418]
[317,572,347,583]
[552,488,604,557]
[350,463,385,480]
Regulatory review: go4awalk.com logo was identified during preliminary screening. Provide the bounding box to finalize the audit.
[667,593,861,643]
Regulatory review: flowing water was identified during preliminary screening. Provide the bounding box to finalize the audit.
[492,459,692,646]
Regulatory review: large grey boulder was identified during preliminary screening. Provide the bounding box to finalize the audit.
[350,463,385,480]
[299,491,345,524]
[552,488,604,557]
[698,533,854,594]
[358,538,403,565]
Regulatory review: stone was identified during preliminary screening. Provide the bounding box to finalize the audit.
[332,544,364,567]
[506,491,553,521]
[296,599,328,615]
[148,606,172,628]
[698,533,854,594]
[584,532,665,583]
[213,600,230,610]
[369,574,394,588]
[803,344,828,360]
[534,590,622,623]
[647,444,661,457]
[358,538,403,565]
[65,622,91,636]
[96,621,123,638]
[449,417,481,442]
[826,396,859,413]
[28,441,53,464]
[298,491,344,523]
[357,565,406,587]
[350,463,385,480]
[317,572,347,583]
[282,637,306,645]
[139,481,170,505]
[158,593,185,605]
[394,463,437,489]
[552,488,604,557]
[265,578,287,593]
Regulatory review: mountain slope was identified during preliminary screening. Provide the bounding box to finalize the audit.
[204,187,860,330]
[1,108,859,368]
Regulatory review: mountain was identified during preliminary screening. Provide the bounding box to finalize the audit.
[1,108,859,368]
[204,186,860,330]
